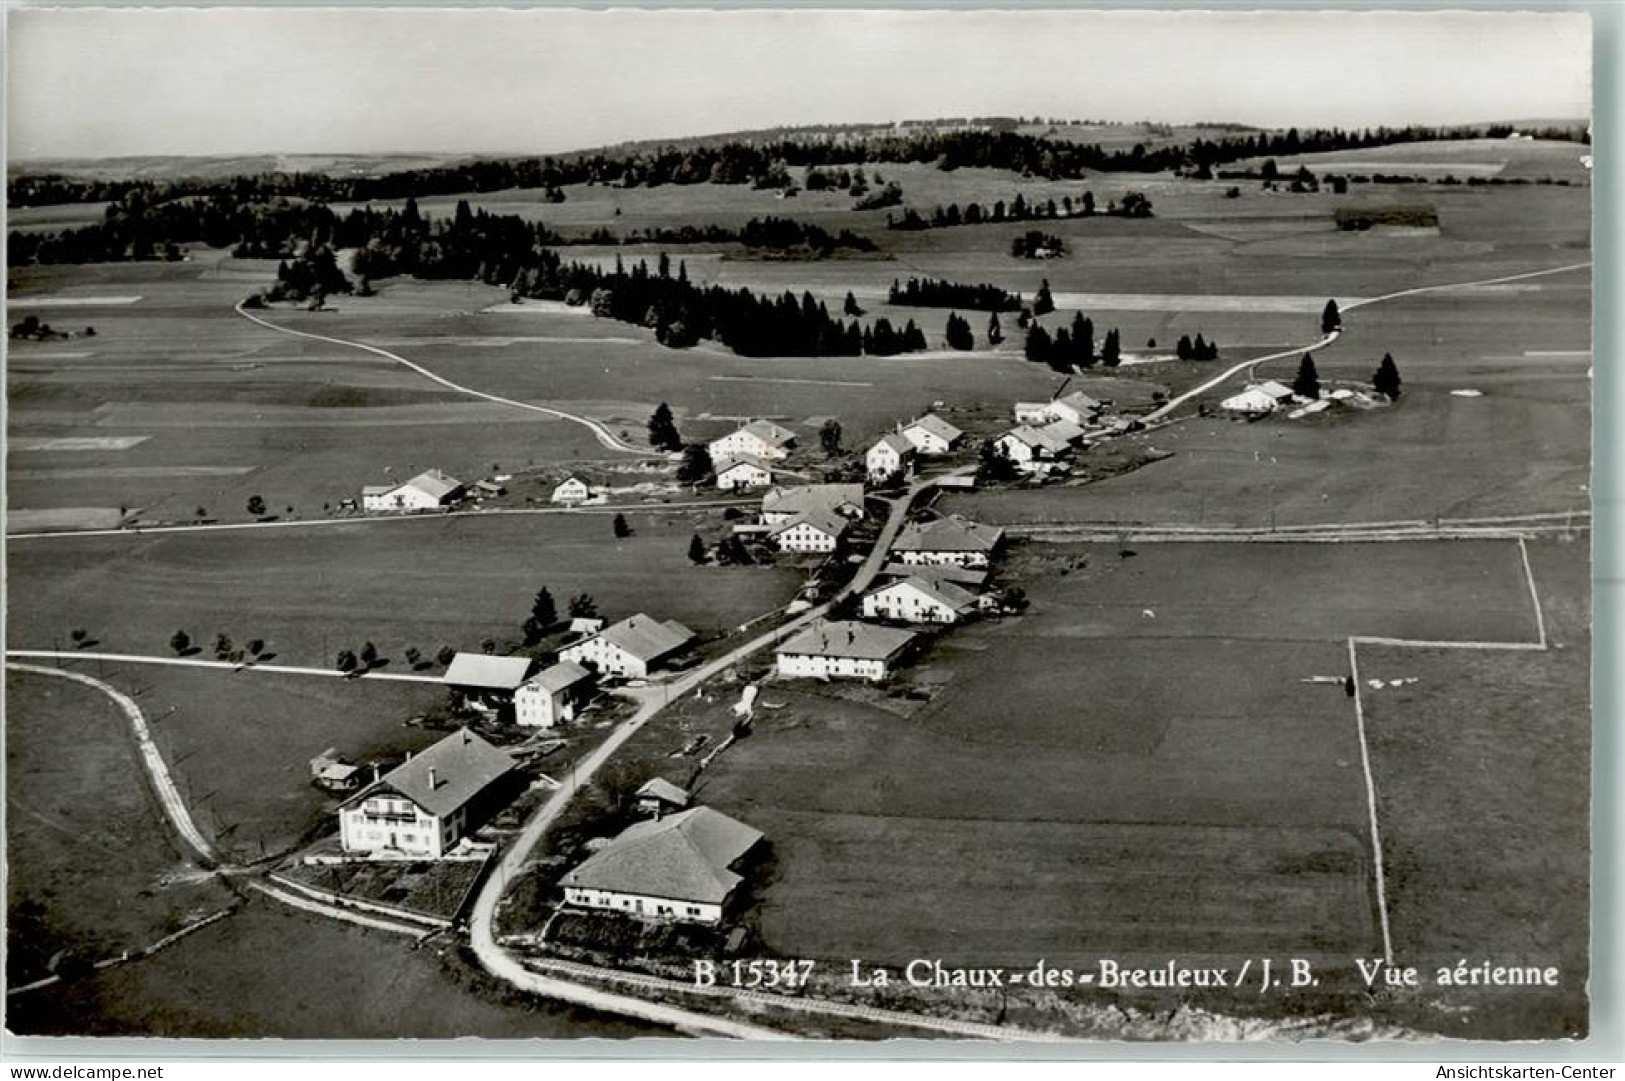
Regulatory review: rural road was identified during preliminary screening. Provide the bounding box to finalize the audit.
[465,468,964,1038]
[234,301,650,455]
[1146,259,1592,418]
[7,498,757,542]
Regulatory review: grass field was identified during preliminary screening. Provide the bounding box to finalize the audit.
[5,895,661,1037]
[8,510,801,670]
[686,538,1549,1004]
[5,669,238,986]
[1355,536,1589,1038]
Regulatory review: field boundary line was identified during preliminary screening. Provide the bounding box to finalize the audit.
[5,661,217,865]
[1344,533,1555,969]
[247,881,424,938]
[233,301,649,455]
[5,649,443,683]
[6,498,755,542]
[1339,261,1593,312]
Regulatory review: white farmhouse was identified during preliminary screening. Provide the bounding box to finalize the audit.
[1039,417,1087,446]
[550,474,593,505]
[769,507,848,554]
[1014,391,1104,427]
[760,483,866,526]
[361,469,465,512]
[560,806,764,925]
[894,516,1004,568]
[513,661,595,728]
[559,613,695,679]
[338,728,518,859]
[713,455,775,491]
[899,414,964,456]
[777,620,918,682]
[861,575,978,625]
[708,419,796,463]
[866,432,917,484]
[995,425,1071,470]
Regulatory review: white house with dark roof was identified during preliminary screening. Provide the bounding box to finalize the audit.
[559,613,695,679]
[338,728,518,859]
[769,507,848,554]
[759,484,866,526]
[861,575,978,625]
[899,414,964,456]
[996,424,1071,469]
[879,561,989,589]
[1015,391,1105,427]
[713,455,775,491]
[513,661,595,728]
[561,806,764,924]
[362,469,465,512]
[443,652,537,713]
[894,517,1005,568]
[550,474,593,505]
[776,620,918,681]
[708,419,796,463]
[866,432,917,484]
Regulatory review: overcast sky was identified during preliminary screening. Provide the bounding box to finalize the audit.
[6,8,1592,160]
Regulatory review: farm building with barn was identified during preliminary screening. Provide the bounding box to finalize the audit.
[559,613,695,679]
[361,469,466,512]
[337,728,520,860]
[560,806,764,924]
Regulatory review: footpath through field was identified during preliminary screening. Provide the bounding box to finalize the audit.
[4,649,444,684]
[234,301,650,455]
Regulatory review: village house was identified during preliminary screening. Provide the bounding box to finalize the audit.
[894,516,1005,568]
[1039,417,1087,446]
[769,507,848,554]
[1221,381,1297,416]
[634,777,691,817]
[513,660,595,728]
[559,613,695,679]
[899,413,965,456]
[708,419,796,463]
[1013,390,1105,427]
[559,806,764,925]
[361,469,465,512]
[550,474,594,505]
[776,619,918,682]
[866,432,917,484]
[442,652,537,715]
[759,483,866,526]
[338,728,519,860]
[861,575,979,625]
[713,455,775,491]
[995,425,1071,471]
[879,561,989,589]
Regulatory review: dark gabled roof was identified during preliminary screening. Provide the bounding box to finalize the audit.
[636,777,691,807]
[903,414,964,443]
[348,727,516,819]
[561,807,762,904]
[895,516,1005,553]
[778,619,916,661]
[592,613,695,664]
[525,660,592,695]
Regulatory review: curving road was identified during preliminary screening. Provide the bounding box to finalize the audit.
[465,469,962,1038]
[234,301,651,454]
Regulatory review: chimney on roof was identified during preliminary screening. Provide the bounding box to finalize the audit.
[372,763,381,784]
[428,767,439,790]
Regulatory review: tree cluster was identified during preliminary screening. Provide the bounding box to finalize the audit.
[738,216,876,255]
[1010,230,1066,259]
[944,312,976,350]
[887,276,1022,311]
[1023,313,1108,371]
[889,190,1100,232]
[1175,333,1220,361]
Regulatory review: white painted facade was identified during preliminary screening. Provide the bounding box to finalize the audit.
[559,636,649,679]
[861,580,964,624]
[561,885,723,925]
[866,437,914,483]
[773,520,843,553]
[896,548,993,569]
[362,484,441,512]
[551,477,591,504]
[514,681,578,728]
[708,429,791,462]
[715,460,773,490]
[340,794,464,859]
[776,650,893,682]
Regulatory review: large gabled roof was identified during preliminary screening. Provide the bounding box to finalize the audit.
[871,575,978,613]
[444,652,535,691]
[902,413,964,444]
[778,619,916,661]
[593,613,695,663]
[770,506,848,539]
[760,484,866,518]
[871,432,916,456]
[895,516,1005,553]
[561,806,763,904]
[880,561,988,588]
[716,419,796,449]
[1002,424,1070,453]
[525,660,593,695]
[713,453,775,476]
[402,469,463,501]
[1055,390,1105,412]
[347,727,516,819]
